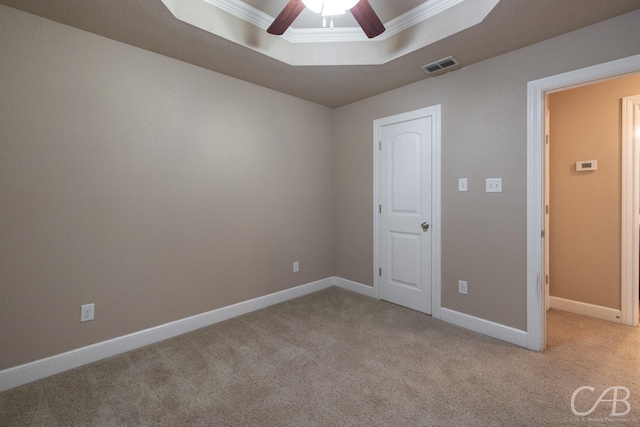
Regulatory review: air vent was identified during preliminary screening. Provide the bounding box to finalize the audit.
[420,56,460,74]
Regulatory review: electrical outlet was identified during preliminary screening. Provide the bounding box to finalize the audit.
[458,280,468,295]
[293,261,299,273]
[81,303,94,322]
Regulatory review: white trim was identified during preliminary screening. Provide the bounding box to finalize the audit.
[332,277,375,298]
[204,0,465,43]
[0,274,536,393]
[432,109,443,320]
[373,116,381,302]
[203,0,272,29]
[382,0,464,38]
[527,54,640,352]
[372,105,442,319]
[339,278,525,349]
[440,308,528,348]
[549,297,621,324]
[0,277,335,392]
[621,94,640,327]
[281,27,369,43]
[526,68,546,352]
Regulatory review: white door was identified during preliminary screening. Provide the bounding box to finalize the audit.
[378,115,433,313]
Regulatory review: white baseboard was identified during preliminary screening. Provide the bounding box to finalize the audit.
[0,277,335,392]
[0,277,534,393]
[332,277,375,298]
[335,279,529,348]
[549,296,621,323]
[440,308,528,348]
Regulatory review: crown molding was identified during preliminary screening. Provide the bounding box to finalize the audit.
[204,0,465,43]
[203,0,272,29]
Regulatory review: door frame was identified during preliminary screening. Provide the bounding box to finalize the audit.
[373,105,442,319]
[526,54,640,351]
[544,101,550,311]
[621,93,640,326]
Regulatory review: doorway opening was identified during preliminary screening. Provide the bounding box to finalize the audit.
[527,54,640,351]
[546,76,640,327]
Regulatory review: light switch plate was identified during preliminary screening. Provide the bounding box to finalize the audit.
[486,178,502,193]
[458,178,468,192]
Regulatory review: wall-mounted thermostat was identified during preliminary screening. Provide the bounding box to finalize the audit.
[576,160,597,171]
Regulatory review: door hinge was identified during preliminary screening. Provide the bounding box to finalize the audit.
[379,204,382,214]
[545,275,549,285]
[541,230,545,238]
[545,134,549,144]
[379,141,382,151]
[379,268,382,277]
[546,204,549,214]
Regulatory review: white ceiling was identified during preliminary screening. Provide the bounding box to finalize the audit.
[2,0,639,108]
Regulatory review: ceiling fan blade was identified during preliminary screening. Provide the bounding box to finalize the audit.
[267,0,306,35]
[350,0,385,39]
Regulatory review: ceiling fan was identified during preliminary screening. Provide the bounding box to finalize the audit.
[267,0,385,39]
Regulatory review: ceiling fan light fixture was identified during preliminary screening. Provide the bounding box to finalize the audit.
[322,2,347,16]
[342,0,361,9]
[302,0,361,16]
[302,0,323,14]
[269,0,383,39]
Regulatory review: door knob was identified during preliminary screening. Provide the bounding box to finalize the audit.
[421,222,430,231]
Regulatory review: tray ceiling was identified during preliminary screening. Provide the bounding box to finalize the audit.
[161,0,496,66]
[1,0,639,107]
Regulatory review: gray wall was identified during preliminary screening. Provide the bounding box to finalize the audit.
[333,10,640,331]
[0,5,334,370]
[2,3,640,372]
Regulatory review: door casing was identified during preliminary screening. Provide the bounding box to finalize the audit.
[527,54,640,352]
[621,93,640,327]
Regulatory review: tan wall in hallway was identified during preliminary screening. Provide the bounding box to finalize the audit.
[548,74,640,309]
[0,5,334,370]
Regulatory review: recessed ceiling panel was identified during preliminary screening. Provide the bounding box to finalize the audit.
[161,0,500,66]
[242,0,427,28]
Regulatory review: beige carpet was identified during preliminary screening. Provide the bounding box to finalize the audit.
[1,287,639,426]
